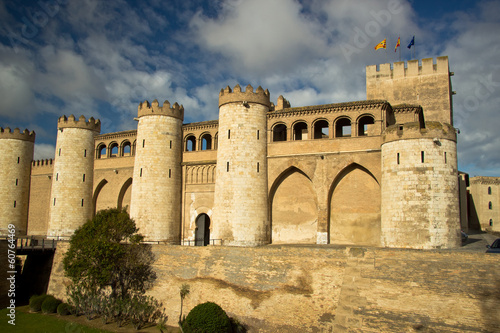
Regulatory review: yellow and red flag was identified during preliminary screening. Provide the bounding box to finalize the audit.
[395,37,401,52]
[374,39,386,50]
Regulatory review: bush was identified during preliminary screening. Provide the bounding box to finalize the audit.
[183,302,231,333]
[57,302,72,316]
[41,295,62,314]
[29,294,50,312]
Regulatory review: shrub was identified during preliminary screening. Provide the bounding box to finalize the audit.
[57,302,72,316]
[42,295,62,314]
[29,294,50,312]
[183,302,231,333]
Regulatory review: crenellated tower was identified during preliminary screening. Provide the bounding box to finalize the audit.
[0,127,35,236]
[47,115,101,238]
[212,84,270,246]
[129,99,184,242]
[366,56,454,125]
[380,120,461,249]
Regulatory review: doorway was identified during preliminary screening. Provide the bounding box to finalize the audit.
[195,213,210,246]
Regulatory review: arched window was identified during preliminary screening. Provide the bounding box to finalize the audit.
[488,186,492,195]
[97,144,106,159]
[293,122,308,140]
[272,123,287,142]
[358,115,375,136]
[200,133,212,150]
[122,141,131,156]
[489,201,492,210]
[185,135,196,152]
[490,219,493,226]
[335,118,351,137]
[109,142,119,157]
[313,120,329,139]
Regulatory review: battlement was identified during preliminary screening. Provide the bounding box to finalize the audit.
[0,127,36,142]
[219,84,271,108]
[367,56,450,80]
[383,121,456,144]
[274,95,291,111]
[58,115,101,132]
[137,100,184,120]
[32,158,54,167]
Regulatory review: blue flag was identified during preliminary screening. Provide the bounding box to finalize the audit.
[407,36,415,49]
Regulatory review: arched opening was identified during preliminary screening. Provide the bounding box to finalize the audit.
[122,141,132,156]
[117,178,132,213]
[200,133,212,150]
[329,164,380,246]
[185,135,196,152]
[272,123,287,142]
[93,179,108,216]
[488,186,492,195]
[109,142,119,157]
[335,118,351,137]
[214,133,218,150]
[270,167,317,244]
[293,122,308,140]
[97,144,106,159]
[195,213,210,246]
[313,119,329,139]
[357,115,375,136]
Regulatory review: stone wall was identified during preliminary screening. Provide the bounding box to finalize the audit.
[48,243,500,332]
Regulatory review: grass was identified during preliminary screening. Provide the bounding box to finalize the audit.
[0,306,180,333]
[0,306,111,333]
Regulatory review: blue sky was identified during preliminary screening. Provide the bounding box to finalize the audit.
[1,0,500,176]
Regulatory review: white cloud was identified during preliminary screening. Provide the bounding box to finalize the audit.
[34,143,55,160]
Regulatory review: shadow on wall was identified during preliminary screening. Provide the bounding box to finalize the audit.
[16,252,55,306]
[468,195,482,230]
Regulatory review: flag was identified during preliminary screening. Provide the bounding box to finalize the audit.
[374,39,386,51]
[407,36,415,49]
[395,37,400,52]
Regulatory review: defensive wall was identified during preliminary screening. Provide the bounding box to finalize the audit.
[47,242,500,332]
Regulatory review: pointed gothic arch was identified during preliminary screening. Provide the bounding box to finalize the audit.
[328,163,381,246]
[269,166,318,244]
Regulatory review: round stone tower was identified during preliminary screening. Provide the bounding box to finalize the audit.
[212,84,270,246]
[381,121,461,249]
[0,127,35,236]
[47,115,101,238]
[129,100,184,242]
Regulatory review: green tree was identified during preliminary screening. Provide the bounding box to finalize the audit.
[63,208,157,299]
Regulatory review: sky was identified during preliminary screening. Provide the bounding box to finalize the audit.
[0,0,499,177]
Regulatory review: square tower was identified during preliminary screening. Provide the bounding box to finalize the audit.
[366,56,454,125]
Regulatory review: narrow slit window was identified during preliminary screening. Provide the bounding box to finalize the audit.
[17,157,20,164]
[170,140,172,149]
[81,199,84,207]
[169,169,171,178]
[56,173,58,181]
[421,151,425,163]
[257,130,260,140]
[257,162,260,173]
[489,201,492,210]
[488,187,492,195]
[14,201,16,208]
[16,179,18,186]
[444,152,447,164]
[228,129,231,139]
[140,168,143,177]
[227,162,229,172]
[397,153,400,165]
[142,139,145,148]
[83,174,86,182]
[59,148,61,156]
[53,198,56,206]
[84,149,87,157]
[490,219,493,226]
